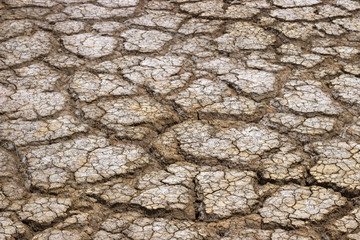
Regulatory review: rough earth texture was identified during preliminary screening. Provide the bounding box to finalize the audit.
[0,0,360,239]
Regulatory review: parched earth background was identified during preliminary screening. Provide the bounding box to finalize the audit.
[1,0,360,239]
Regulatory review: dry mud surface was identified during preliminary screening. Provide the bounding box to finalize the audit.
[1,0,360,239]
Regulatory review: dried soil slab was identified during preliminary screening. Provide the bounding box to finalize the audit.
[308,140,360,193]
[328,207,360,234]
[196,57,245,75]
[167,78,262,120]
[62,33,118,58]
[3,0,58,7]
[311,46,360,59]
[82,96,178,128]
[0,20,34,41]
[75,144,150,183]
[180,0,264,19]
[94,213,215,240]
[137,162,199,190]
[70,71,138,102]
[23,135,151,188]
[125,10,186,31]
[32,229,88,240]
[334,0,360,10]
[86,182,137,205]
[44,53,85,68]
[196,168,259,218]
[278,44,324,68]
[53,20,85,34]
[215,22,275,51]
[272,80,343,115]
[245,52,284,72]
[95,182,192,214]
[259,184,346,227]
[343,63,360,75]
[92,21,125,34]
[131,185,193,213]
[18,197,71,226]
[195,57,277,100]
[333,18,360,32]
[0,149,26,211]
[87,162,197,217]
[22,136,107,190]
[169,36,215,57]
[329,75,360,108]
[179,19,223,35]
[122,55,192,95]
[0,149,22,179]
[97,0,139,7]
[270,6,349,21]
[0,31,52,67]
[347,118,360,139]
[273,0,322,7]
[315,22,346,36]
[0,115,88,146]
[63,4,135,19]
[348,232,360,240]
[218,69,277,100]
[0,212,29,240]
[275,22,322,40]
[153,121,290,167]
[262,113,337,142]
[132,163,197,217]
[0,88,67,120]
[0,6,52,20]
[261,148,308,181]
[0,63,63,91]
[223,227,320,240]
[120,29,173,52]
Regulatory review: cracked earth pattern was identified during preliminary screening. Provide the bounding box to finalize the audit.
[0,0,360,239]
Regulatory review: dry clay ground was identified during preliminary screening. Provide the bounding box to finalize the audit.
[0,0,360,239]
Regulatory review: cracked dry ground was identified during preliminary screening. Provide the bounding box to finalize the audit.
[1,1,360,240]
